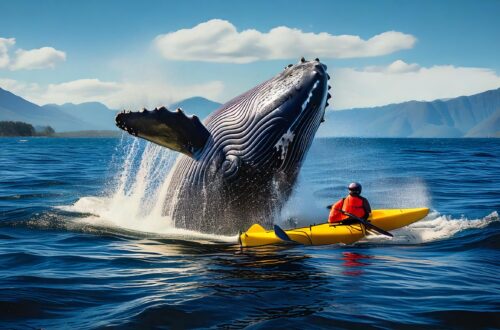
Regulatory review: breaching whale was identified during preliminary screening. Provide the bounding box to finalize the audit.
[116,58,331,235]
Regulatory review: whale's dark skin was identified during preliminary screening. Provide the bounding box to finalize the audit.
[116,58,331,235]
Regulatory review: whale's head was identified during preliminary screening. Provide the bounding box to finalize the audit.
[115,58,331,177]
[212,58,331,179]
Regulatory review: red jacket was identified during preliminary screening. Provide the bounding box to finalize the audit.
[328,195,371,223]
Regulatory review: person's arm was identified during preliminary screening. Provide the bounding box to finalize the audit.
[362,197,372,221]
[328,198,344,223]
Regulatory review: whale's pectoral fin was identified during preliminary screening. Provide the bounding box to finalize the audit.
[115,107,210,159]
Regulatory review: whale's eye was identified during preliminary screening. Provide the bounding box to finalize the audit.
[222,154,240,180]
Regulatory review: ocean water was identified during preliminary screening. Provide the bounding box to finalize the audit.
[0,136,499,329]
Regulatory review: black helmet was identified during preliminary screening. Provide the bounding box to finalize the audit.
[348,182,362,195]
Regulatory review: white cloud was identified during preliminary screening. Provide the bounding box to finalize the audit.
[10,47,66,70]
[154,19,416,63]
[3,58,499,114]
[365,59,420,73]
[0,38,15,68]
[0,77,224,110]
[47,78,120,98]
[332,60,500,109]
[0,78,41,96]
[0,37,66,70]
[111,80,225,110]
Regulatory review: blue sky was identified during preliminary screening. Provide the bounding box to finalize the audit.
[0,0,499,110]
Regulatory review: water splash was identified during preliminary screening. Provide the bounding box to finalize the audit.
[362,210,499,245]
[104,138,177,228]
[279,179,326,227]
[60,137,237,243]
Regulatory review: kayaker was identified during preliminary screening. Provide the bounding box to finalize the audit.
[328,182,371,224]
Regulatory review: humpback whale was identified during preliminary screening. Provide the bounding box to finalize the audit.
[116,58,331,234]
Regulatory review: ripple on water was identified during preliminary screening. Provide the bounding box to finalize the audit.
[0,138,499,329]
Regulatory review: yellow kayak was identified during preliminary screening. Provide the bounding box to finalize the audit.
[239,208,429,247]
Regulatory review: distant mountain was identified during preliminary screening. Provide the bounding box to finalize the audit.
[318,88,500,138]
[0,87,222,132]
[0,87,120,131]
[0,88,91,132]
[42,102,118,130]
[465,109,500,137]
[169,96,222,120]
[3,85,498,137]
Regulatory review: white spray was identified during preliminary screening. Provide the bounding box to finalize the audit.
[61,137,236,242]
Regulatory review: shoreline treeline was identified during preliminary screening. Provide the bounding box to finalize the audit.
[0,121,55,137]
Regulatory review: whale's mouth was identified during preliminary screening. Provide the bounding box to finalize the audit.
[274,79,323,161]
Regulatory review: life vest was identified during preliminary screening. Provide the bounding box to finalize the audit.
[328,195,367,223]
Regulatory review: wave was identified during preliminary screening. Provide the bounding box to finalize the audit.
[472,152,496,158]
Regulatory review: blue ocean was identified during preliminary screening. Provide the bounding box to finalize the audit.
[0,136,499,329]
